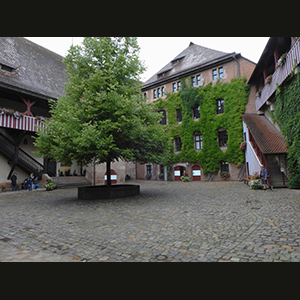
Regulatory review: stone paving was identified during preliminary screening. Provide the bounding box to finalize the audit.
[0,181,300,262]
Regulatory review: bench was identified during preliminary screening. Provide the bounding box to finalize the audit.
[0,182,22,192]
[243,177,251,185]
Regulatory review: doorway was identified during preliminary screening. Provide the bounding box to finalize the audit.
[174,166,186,181]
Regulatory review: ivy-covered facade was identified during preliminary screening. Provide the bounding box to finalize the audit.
[138,42,256,181]
[151,78,250,181]
[245,37,300,188]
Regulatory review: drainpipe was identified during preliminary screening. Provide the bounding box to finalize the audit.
[232,54,241,78]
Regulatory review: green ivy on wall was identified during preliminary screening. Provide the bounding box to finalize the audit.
[274,73,300,189]
[151,77,250,175]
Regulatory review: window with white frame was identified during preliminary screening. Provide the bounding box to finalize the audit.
[153,89,157,99]
[173,83,177,92]
[195,133,203,150]
[216,99,224,114]
[197,74,201,86]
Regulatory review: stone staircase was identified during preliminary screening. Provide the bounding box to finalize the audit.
[53,176,91,189]
[267,156,289,188]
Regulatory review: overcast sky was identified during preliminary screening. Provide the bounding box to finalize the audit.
[25,37,269,82]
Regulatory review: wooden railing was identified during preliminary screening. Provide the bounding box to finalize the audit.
[256,38,300,111]
[0,114,46,132]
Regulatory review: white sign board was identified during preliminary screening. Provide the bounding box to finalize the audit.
[174,171,181,176]
[104,175,117,180]
[192,170,201,176]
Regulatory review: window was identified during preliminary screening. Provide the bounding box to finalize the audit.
[195,134,203,150]
[193,104,200,119]
[158,110,167,125]
[197,75,201,86]
[161,86,165,97]
[173,83,177,92]
[219,130,228,147]
[213,69,218,80]
[177,81,181,91]
[157,88,161,98]
[220,161,229,173]
[217,99,224,114]
[191,76,196,87]
[175,137,182,152]
[176,109,182,122]
[160,164,164,178]
[147,165,152,175]
[143,92,147,99]
[219,67,224,79]
[153,89,157,99]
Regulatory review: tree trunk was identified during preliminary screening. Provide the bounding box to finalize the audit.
[106,160,111,187]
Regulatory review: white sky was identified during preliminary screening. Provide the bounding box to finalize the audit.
[25,37,269,82]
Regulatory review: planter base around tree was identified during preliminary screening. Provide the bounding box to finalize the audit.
[78,184,140,200]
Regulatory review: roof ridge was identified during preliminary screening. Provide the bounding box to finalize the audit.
[144,41,232,86]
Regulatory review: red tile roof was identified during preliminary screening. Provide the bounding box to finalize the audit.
[242,114,288,154]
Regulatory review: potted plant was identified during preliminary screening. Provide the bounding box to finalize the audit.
[256,90,262,98]
[146,173,152,180]
[276,52,288,68]
[239,141,247,151]
[265,75,273,85]
[44,179,57,191]
[249,179,262,190]
[181,171,190,182]
[220,172,230,180]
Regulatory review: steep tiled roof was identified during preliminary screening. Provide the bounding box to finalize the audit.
[143,42,235,89]
[0,37,68,100]
[242,114,288,154]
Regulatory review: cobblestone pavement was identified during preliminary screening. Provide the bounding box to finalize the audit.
[1,181,300,262]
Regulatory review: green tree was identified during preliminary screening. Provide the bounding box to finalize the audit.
[34,37,170,186]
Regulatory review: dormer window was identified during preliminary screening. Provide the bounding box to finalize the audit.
[171,55,186,65]
[0,64,14,73]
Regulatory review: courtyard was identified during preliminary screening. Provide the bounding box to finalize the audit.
[0,181,300,262]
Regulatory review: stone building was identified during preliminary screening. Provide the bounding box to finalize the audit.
[138,42,256,181]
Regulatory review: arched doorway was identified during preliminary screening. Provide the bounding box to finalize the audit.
[104,169,117,185]
[174,166,186,181]
[192,165,201,181]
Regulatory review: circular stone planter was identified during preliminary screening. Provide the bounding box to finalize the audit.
[78,184,140,200]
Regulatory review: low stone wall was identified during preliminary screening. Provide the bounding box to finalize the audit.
[78,184,140,200]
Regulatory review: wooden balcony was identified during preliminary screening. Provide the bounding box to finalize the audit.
[256,38,300,111]
[0,113,46,132]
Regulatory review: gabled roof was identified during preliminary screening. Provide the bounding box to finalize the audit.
[143,42,236,89]
[0,37,68,100]
[242,114,288,154]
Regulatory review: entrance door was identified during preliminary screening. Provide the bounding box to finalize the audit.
[104,169,117,185]
[174,166,186,181]
[192,165,201,181]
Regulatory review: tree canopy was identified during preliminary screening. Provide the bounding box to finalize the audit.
[34,37,170,184]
